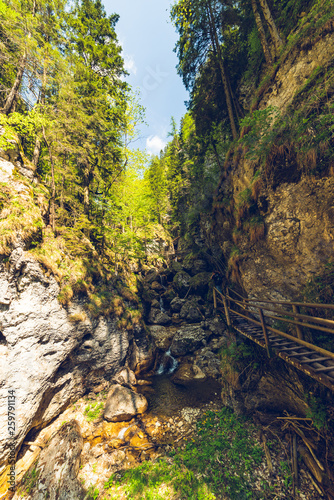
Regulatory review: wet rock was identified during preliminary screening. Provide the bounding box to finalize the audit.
[151,299,161,308]
[104,384,148,422]
[148,325,176,350]
[148,307,172,325]
[151,281,164,292]
[189,272,211,296]
[171,363,206,385]
[170,325,209,356]
[16,421,84,500]
[180,300,202,323]
[145,268,159,284]
[161,288,176,304]
[172,271,191,298]
[113,367,136,387]
[170,297,185,313]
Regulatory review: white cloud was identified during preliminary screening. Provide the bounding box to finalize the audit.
[123,55,137,75]
[146,135,166,155]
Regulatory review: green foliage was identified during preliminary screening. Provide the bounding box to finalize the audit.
[104,407,264,500]
[86,484,100,500]
[239,106,281,161]
[306,394,328,430]
[304,262,334,306]
[84,402,104,422]
[21,464,39,494]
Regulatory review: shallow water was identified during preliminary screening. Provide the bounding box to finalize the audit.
[138,375,221,417]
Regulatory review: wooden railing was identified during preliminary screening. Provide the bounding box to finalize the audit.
[213,287,334,390]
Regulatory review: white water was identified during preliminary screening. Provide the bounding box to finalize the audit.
[156,348,178,375]
[117,425,131,440]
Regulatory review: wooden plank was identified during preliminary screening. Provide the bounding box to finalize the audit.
[299,357,331,364]
[313,365,334,373]
[287,351,315,357]
[279,346,306,352]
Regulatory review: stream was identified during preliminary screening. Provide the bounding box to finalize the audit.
[137,375,222,417]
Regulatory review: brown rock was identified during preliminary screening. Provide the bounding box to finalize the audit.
[103,384,148,422]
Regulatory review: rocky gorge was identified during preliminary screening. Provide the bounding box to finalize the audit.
[1,0,334,498]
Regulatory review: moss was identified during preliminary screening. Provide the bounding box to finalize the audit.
[0,177,44,256]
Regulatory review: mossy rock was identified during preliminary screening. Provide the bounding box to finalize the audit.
[172,271,191,298]
[161,288,177,304]
[189,272,211,296]
[141,287,159,304]
[171,261,183,274]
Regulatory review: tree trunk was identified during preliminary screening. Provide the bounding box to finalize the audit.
[212,141,222,169]
[32,138,41,168]
[207,1,238,141]
[42,126,56,233]
[33,56,48,167]
[251,0,273,65]
[3,51,27,115]
[83,162,90,217]
[258,0,283,56]
[3,0,37,114]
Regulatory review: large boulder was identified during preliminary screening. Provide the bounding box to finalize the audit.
[191,259,208,276]
[112,367,136,387]
[161,288,177,304]
[180,299,202,323]
[171,363,206,385]
[16,421,85,500]
[147,325,177,350]
[129,337,155,376]
[141,287,159,304]
[170,297,185,313]
[144,268,159,284]
[183,256,208,276]
[151,281,164,292]
[148,307,172,325]
[172,271,191,298]
[103,384,148,422]
[170,324,210,356]
[189,272,211,296]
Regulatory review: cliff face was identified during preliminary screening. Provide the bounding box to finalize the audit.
[0,158,130,467]
[204,28,334,301]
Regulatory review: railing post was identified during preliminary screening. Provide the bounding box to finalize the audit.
[258,308,271,358]
[223,296,231,327]
[292,305,304,340]
[226,287,230,308]
[213,288,217,310]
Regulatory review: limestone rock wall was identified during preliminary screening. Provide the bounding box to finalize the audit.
[0,247,129,467]
[202,29,334,302]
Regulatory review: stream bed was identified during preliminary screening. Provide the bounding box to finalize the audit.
[137,375,222,417]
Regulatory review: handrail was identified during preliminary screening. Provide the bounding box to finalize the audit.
[226,295,334,334]
[213,287,334,391]
[227,287,334,311]
[229,308,334,361]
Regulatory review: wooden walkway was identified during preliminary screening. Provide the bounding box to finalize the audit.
[214,288,334,392]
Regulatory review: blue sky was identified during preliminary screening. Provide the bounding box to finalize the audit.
[104,0,189,155]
